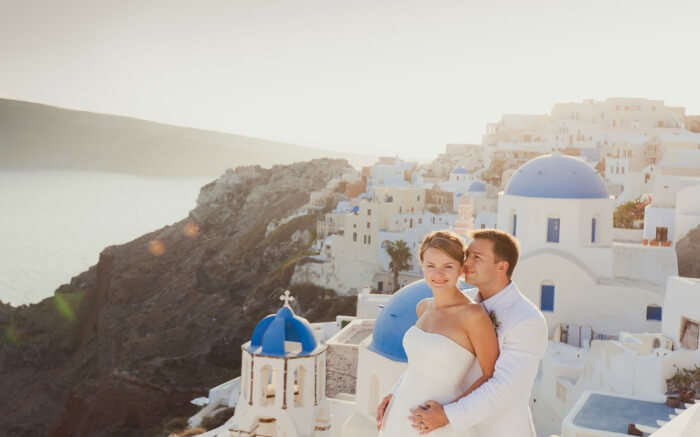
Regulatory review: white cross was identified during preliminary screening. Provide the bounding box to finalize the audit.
[280,290,295,307]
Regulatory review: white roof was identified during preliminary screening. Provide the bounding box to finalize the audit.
[660,149,700,169]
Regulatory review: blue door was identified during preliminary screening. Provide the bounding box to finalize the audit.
[541,285,555,312]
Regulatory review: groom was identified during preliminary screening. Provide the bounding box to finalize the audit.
[408,229,547,436]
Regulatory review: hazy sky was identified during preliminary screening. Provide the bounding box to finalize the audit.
[2,0,699,160]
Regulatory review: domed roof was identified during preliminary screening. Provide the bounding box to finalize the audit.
[452,166,469,175]
[505,154,608,199]
[369,279,473,362]
[249,304,317,357]
[468,181,486,192]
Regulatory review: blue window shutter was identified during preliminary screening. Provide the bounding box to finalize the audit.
[646,306,662,321]
[547,218,560,243]
[591,218,597,243]
[512,214,517,236]
[541,285,555,312]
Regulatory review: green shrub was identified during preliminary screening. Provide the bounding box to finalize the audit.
[613,198,648,229]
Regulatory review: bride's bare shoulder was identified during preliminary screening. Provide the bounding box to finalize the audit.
[459,301,490,326]
[416,298,433,317]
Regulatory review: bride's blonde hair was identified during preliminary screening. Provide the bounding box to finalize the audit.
[419,230,466,264]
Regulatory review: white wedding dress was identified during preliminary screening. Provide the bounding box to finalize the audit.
[379,326,482,437]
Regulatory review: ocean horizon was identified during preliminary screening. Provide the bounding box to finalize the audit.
[0,169,211,306]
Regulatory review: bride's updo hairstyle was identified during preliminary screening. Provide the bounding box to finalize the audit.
[419,230,467,264]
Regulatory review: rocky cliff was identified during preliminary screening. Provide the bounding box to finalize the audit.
[0,159,357,437]
[677,225,700,278]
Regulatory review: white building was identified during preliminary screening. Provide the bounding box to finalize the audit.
[367,160,415,187]
[498,153,676,336]
[199,293,331,437]
[482,98,700,202]
[642,170,700,245]
[539,276,700,437]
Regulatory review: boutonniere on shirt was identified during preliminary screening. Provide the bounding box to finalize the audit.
[488,310,500,334]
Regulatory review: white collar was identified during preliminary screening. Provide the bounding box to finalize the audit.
[477,281,520,313]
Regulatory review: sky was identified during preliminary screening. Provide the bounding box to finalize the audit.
[2,0,700,161]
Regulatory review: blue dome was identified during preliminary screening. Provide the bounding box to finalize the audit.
[505,154,608,199]
[468,181,486,192]
[249,305,317,357]
[369,279,473,362]
[452,166,469,175]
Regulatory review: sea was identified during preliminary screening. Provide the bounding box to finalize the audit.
[0,170,212,306]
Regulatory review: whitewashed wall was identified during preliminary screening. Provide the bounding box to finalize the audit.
[516,252,664,336]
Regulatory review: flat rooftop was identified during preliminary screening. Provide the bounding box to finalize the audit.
[573,393,676,434]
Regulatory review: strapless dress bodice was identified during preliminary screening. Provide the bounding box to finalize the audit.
[378,326,482,437]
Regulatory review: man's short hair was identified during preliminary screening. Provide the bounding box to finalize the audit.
[468,229,520,277]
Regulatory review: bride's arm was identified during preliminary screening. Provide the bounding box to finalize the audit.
[450,305,499,403]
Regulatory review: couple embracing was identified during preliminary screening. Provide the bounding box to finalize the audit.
[376,229,548,437]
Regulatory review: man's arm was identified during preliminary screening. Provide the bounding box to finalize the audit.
[442,316,547,430]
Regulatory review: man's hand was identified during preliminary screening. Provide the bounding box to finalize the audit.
[376,394,393,430]
[409,400,449,434]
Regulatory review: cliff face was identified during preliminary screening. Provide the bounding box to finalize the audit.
[0,159,357,437]
[677,225,700,278]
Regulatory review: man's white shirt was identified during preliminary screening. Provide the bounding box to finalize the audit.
[444,281,548,436]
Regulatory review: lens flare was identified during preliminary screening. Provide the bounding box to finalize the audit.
[183,222,200,238]
[148,239,165,256]
[54,293,76,322]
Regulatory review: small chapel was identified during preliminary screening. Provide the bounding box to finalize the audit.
[211,291,331,437]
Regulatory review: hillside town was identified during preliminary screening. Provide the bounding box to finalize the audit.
[184,97,700,437]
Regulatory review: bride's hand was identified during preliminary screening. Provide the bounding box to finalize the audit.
[376,394,393,430]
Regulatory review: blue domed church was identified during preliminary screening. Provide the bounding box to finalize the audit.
[219,291,331,437]
[497,153,673,339]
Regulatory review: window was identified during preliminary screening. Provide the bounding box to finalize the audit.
[540,285,555,312]
[367,222,370,229]
[367,209,372,216]
[646,305,662,321]
[367,235,371,245]
[363,235,367,244]
[591,218,597,243]
[656,227,668,242]
[353,232,357,242]
[512,214,517,236]
[680,318,699,350]
[377,281,383,292]
[294,366,306,407]
[261,365,276,406]
[547,218,560,243]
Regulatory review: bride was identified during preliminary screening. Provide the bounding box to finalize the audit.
[376,230,499,437]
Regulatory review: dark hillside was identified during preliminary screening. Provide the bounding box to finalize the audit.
[0,159,356,436]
